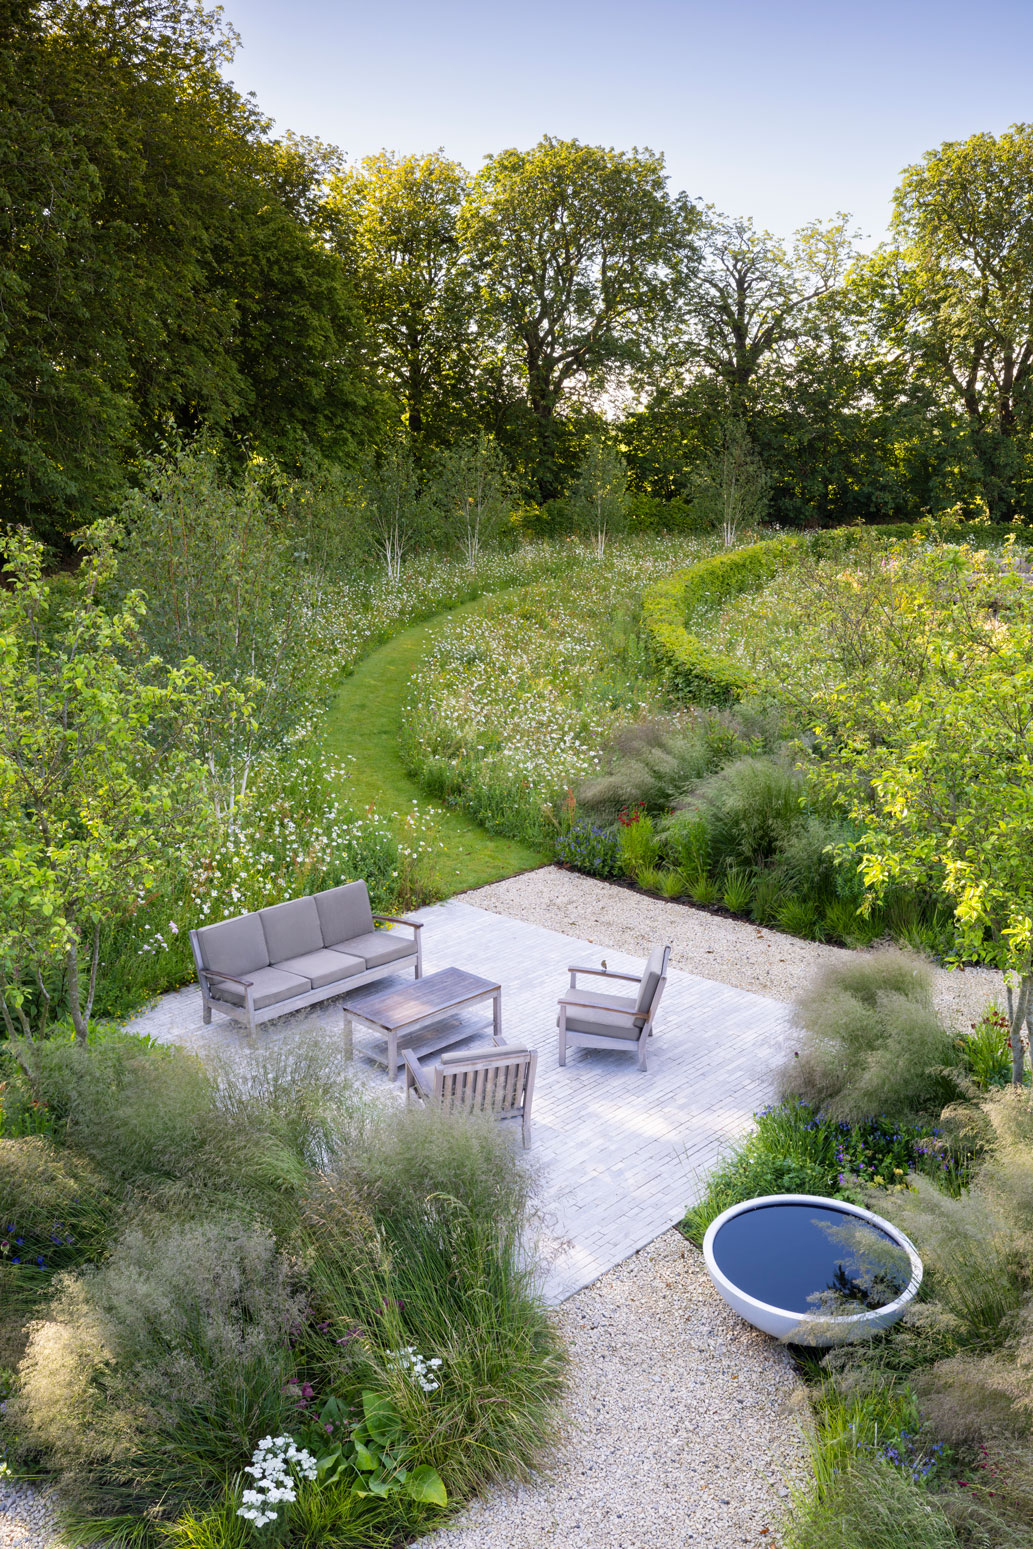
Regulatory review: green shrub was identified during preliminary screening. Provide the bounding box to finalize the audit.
[682,1151,831,1243]
[956,1004,1013,1090]
[303,1105,564,1502]
[721,866,754,913]
[751,868,789,925]
[0,1137,117,1363]
[780,951,961,1122]
[617,811,659,881]
[641,534,806,704]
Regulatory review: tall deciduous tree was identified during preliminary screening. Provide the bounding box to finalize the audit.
[881,124,1033,519]
[458,137,699,498]
[329,151,477,448]
[687,210,858,401]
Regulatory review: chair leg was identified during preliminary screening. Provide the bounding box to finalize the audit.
[638,1032,648,1071]
[557,1009,567,1067]
[202,1003,212,1026]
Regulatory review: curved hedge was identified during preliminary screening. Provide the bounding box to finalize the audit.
[644,522,1033,707]
[642,535,807,704]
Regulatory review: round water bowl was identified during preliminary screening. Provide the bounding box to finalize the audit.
[702,1193,922,1345]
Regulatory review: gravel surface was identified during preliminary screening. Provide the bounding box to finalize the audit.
[419,1228,808,1549]
[0,1479,62,1549]
[463,866,1004,1031]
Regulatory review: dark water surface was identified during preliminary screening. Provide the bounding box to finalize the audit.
[711,1202,910,1315]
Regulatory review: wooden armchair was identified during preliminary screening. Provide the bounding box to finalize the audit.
[557,945,671,1072]
[402,1042,538,1149]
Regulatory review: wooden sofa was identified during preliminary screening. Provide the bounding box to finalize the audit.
[189,881,422,1036]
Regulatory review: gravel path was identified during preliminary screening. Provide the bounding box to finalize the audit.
[420,1229,808,1549]
[0,1480,61,1549]
[463,866,1004,1032]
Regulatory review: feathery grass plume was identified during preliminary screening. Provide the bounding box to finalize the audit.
[0,1136,116,1360]
[782,1455,960,1549]
[11,1216,303,1516]
[780,950,961,1122]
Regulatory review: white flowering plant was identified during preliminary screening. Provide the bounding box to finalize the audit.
[237,1434,318,1528]
[386,1345,443,1393]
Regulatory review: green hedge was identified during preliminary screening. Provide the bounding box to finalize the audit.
[642,521,1033,707]
[642,535,807,703]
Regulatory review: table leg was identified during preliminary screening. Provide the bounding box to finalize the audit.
[342,1015,354,1062]
[388,1029,398,1082]
[493,988,502,1042]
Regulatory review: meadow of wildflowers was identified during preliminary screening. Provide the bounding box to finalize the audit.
[401,536,708,849]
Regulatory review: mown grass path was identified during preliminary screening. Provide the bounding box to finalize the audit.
[322,598,546,896]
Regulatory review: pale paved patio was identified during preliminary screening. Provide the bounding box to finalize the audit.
[128,898,793,1303]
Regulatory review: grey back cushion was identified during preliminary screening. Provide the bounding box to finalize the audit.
[196,913,269,977]
[260,896,322,964]
[315,882,374,948]
[634,945,669,1015]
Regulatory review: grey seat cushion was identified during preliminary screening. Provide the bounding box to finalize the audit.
[195,913,269,977]
[566,987,641,1016]
[315,882,374,947]
[210,965,311,1011]
[333,931,416,970]
[259,897,323,964]
[635,946,669,1015]
[560,1003,643,1040]
[273,948,365,989]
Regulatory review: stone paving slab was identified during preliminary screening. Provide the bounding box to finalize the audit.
[127,898,793,1303]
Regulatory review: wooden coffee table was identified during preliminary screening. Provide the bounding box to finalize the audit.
[340,967,502,1080]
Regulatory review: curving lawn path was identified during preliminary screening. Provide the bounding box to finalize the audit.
[322,599,546,896]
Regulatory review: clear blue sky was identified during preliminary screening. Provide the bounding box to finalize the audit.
[218,0,1033,243]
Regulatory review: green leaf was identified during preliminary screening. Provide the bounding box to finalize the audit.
[406,1465,448,1506]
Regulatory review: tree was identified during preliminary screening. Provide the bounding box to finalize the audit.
[433,434,513,568]
[0,0,374,543]
[799,541,1033,1084]
[878,125,1033,520]
[686,210,857,402]
[690,420,770,545]
[458,137,699,498]
[571,436,629,559]
[0,524,214,1042]
[117,438,321,821]
[329,151,478,448]
[357,444,431,582]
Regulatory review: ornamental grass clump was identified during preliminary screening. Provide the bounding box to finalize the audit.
[780,951,960,1123]
[10,1216,304,1515]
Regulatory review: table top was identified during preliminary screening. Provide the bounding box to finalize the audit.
[340,966,500,1032]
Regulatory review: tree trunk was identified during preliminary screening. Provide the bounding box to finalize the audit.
[1006,975,1031,1085]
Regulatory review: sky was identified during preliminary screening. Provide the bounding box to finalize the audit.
[217,0,1033,244]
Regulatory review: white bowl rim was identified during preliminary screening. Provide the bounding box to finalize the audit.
[701,1192,923,1330]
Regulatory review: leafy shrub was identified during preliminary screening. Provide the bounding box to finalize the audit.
[617,810,659,881]
[956,1004,1012,1090]
[780,951,961,1122]
[682,1149,831,1242]
[554,820,621,878]
[722,866,754,913]
[11,1216,303,1514]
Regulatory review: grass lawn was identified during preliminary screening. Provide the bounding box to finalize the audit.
[322,598,547,895]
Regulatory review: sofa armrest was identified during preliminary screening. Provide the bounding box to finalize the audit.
[373,914,423,932]
[202,970,254,988]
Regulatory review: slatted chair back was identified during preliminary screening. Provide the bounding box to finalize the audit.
[404,1044,537,1148]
